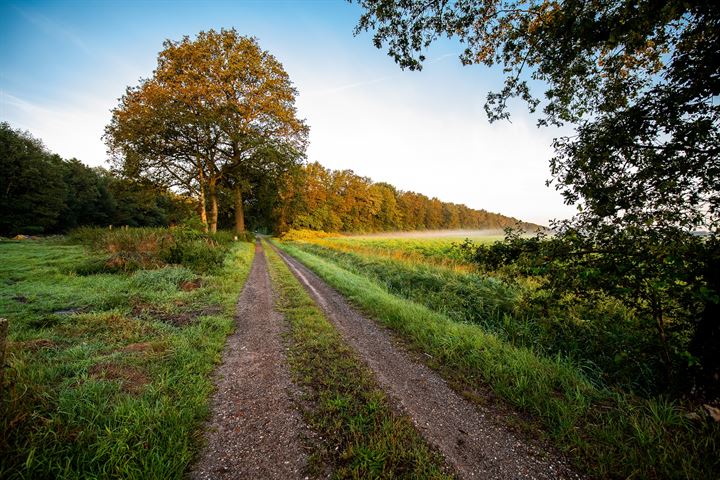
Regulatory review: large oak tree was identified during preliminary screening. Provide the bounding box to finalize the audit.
[105,29,308,233]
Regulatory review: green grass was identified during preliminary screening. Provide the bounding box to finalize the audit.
[289,241,666,394]
[264,242,452,479]
[275,240,720,479]
[291,242,519,323]
[0,237,255,479]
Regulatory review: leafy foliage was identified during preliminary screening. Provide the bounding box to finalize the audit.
[354,0,720,397]
[277,161,537,233]
[105,29,308,233]
[0,123,67,234]
[458,228,719,395]
[0,123,190,236]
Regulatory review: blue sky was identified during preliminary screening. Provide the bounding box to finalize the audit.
[0,0,576,225]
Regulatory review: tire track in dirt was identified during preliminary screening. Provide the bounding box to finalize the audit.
[271,243,582,480]
[190,242,307,480]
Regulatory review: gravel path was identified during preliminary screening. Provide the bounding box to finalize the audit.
[190,243,307,480]
[272,244,582,480]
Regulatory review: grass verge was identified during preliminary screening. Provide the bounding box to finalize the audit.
[289,242,665,394]
[264,241,451,479]
[0,237,254,479]
[276,241,719,480]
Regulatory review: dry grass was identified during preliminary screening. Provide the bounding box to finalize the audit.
[88,362,150,395]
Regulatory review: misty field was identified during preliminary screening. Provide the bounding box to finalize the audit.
[296,231,504,272]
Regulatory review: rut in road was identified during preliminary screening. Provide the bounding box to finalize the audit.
[271,243,582,480]
[190,242,307,480]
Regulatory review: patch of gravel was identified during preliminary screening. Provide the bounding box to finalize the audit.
[190,243,308,480]
[272,244,583,480]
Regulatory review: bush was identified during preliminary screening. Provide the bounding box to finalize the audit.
[460,228,716,396]
[67,227,237,273]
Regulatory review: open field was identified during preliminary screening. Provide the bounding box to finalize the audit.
[0,232,254,478]
[276,236,720,479]
[304,237,498,272]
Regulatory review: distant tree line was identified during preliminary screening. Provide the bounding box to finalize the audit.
[275,162,536,233]
[0,123,191,236]
[0,122,534,237]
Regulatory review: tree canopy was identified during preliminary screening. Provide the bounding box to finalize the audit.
[355,0,719,234]
[105,29,308,233]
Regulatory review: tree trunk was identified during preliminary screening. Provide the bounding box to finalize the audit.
[234,185,245,233]
[197,165,209,233]
[690,248,720,398]
[198,182,209,233]
[652,300,672,389]
[208,179,218,234]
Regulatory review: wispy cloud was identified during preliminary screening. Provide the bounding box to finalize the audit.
[1,91,110,165]
[304,75,397,97]
[14,5,93,55]
[303,54,456,97]
[428,53,457,64]
[12,5,145,80]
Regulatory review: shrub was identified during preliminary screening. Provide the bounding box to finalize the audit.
[67,227,237,273]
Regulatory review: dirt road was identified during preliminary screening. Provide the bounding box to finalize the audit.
[271,243,581,480]
[190,243,307,480]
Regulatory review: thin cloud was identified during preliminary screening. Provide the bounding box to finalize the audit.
[2,91,109,166]
[305,75,394,96]
[428,53,457,64]
[14,5,93,55]
[12,5,143,80]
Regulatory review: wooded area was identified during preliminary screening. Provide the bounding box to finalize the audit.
[275,161,535,233]
[0,122,191,236]
[1,123,526,236]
